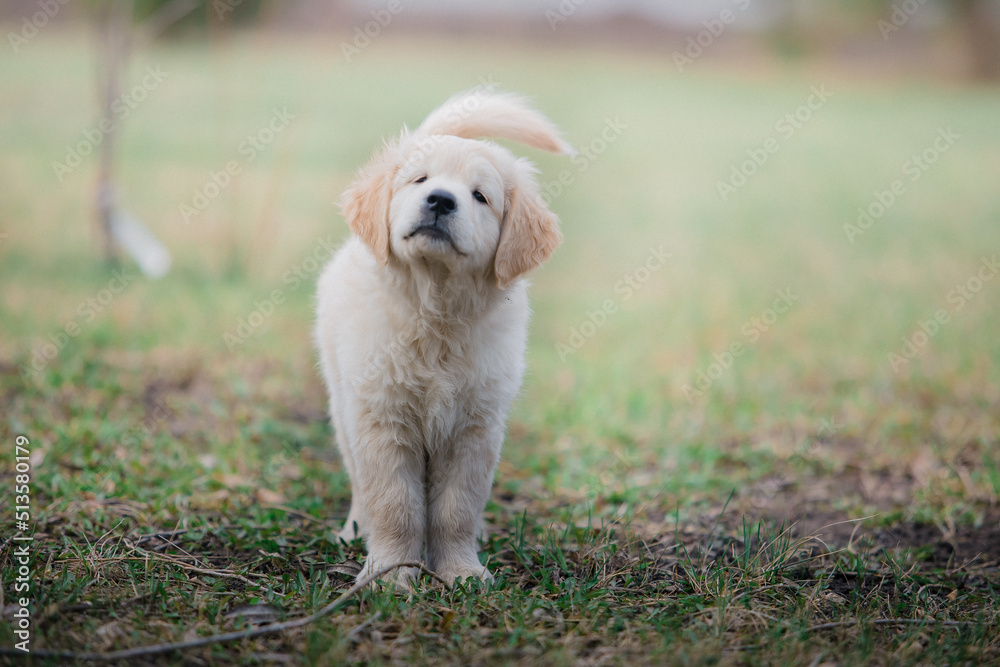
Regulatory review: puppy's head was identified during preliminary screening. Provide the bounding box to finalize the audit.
[340,91,571,288]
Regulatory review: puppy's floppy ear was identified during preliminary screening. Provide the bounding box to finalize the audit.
[339,143,399,265]
[495,162,562,288]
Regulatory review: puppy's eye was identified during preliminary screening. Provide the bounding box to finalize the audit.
[472,190,488,205]
[414,176,427,184]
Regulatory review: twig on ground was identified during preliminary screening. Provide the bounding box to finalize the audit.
[0,561,429,662]
[132,528,192,546]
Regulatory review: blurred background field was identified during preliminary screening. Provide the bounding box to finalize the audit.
[1,1,999,662]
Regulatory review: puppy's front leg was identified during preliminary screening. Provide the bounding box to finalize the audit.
[354,433,425,589]
[426,425,501,585]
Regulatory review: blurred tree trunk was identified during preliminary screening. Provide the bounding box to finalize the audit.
[95,0,132,265]
[954,0,1000,79]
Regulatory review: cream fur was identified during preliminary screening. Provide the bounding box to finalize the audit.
[314,91,571,587]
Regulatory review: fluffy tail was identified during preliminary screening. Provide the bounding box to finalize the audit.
[416,89,575,155]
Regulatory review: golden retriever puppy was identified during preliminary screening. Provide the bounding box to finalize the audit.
[314,90,571,587]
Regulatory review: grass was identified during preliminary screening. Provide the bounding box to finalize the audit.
[1,24,999,665]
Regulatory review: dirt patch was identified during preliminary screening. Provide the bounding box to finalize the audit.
[706,505,1000,576]
[875,517,1000,568]
[826,570,895,598]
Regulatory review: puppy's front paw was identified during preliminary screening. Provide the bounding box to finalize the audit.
[358,560,418,590]
[437,563,494,587]
[337,526,360,545]
[337,518,363,544]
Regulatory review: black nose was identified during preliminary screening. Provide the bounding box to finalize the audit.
[426,189,456,215]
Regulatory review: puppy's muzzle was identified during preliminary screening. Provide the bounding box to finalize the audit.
[404,189,466,255]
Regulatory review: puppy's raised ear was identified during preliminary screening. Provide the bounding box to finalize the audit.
[339,143,399,265]
[495,161,562,288]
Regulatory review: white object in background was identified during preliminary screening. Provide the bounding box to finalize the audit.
[109,211,172,279]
